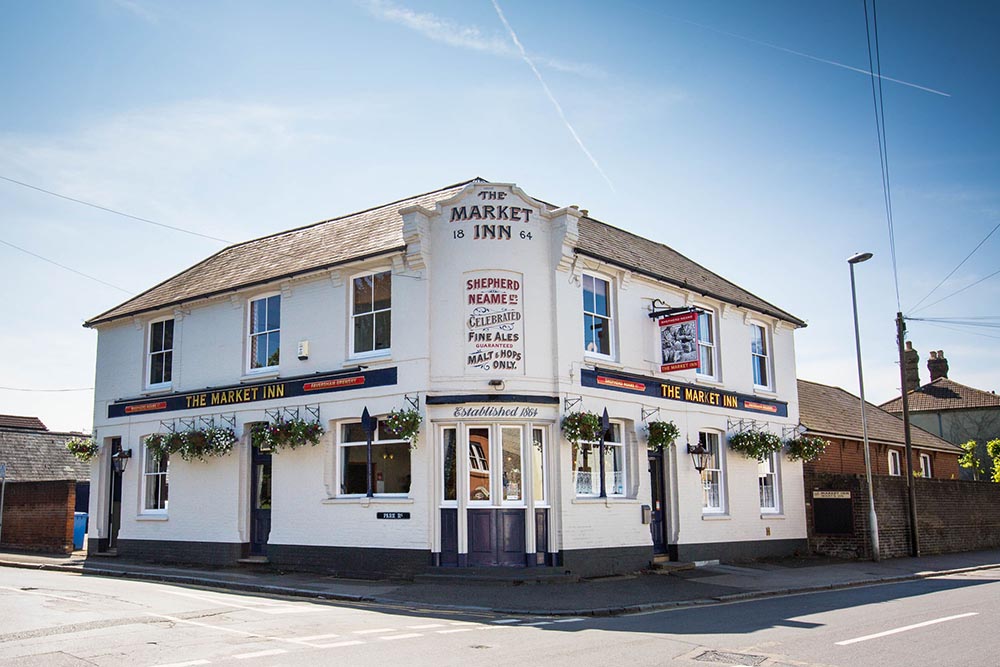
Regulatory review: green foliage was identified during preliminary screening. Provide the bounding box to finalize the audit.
[990,439,1000,483]
[958,439,988,480]
[785,435,829,462]
[144,427,237,462]
[385,408,422,449]
[645,420,680,450]
[251,418,324,452]
[728,428,783,462]
[66,437,98,462]
[561,411,602,446]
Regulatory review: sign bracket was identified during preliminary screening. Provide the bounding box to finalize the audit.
[563,395,582,413]
[648,299,696,320]
[641,406,660,423]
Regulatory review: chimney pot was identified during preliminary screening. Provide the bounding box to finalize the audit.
[904,342,920,392]
[928,348,949,381]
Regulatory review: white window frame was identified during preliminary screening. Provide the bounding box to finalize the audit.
[337,418,411,498]
[750,322,773,391]
[573,421,626,498]
[441,426,459,506]
[701,431,726,513]
[888,449,902,476]
[695,307,718,380]
[758,450,780,513]
[142,439,169,514]
[920,453,932,478]
[466,425,494,506]
[349,269,392,359]
[247,293,281,373]
[582,272,615,360]
[146,316,174,390]
[531,427,547,507]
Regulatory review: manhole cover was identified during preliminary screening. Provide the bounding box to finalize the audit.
[694,650,767,666]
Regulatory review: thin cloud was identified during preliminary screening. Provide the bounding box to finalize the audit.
[109,0,159,23]
[359,0,604,78]
[491,0,616,193]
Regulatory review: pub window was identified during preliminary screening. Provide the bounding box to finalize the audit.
[582,273,614,358]
[695,309,717,379]
[142,439,169,513]
[572,422,625,497]
[147,318,174,388]
[920,453,932,478]
[468,427,492,502]
[442,427,457,503]
[759,450,780,513]
[750,322,772,390]
[351,270,391,356]
[248,294,281,371]
[338,419,410,496]
[701,431,725,513]
[888,449,902,476]
[532,427,546,505]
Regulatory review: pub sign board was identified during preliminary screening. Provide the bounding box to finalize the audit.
[108,367,398,418]
[659,311,700,373]
[581,368,787,417]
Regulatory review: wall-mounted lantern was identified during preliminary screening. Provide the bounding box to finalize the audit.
[686,441,710,473]
[111,448,132,475]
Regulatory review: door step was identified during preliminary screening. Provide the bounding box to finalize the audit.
[414,566,577,585]
[238,556,270,565]
[90,549,118,557]
[648,560,696,574]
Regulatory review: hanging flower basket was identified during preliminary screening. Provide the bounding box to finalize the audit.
[561,411,602,447]
[645,420,680,450]
[143,427,237,462]
[384,408,422,450]
[251,418,324,452]
[728,428,783,462]
[785,435,829,462]
[66,437,99,462]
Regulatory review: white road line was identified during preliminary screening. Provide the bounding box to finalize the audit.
[554,618,585,623]
[436,628,474,634]
[352,628,397,635]
[148,614,264,639]
[490,619,521,624]
[161,590,313,615]
[407,623,445,629]
[448,621,479,626]
[292,633,341,642]
[0,585,84,603]
[378,633,423,641]
[153,661,211,667]
[233,649,287,660]
[836,613,979,646]
[311,640,365,648]
[521,621,554,626]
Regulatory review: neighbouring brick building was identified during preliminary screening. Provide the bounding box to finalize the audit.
[879,348,1000,481]
[0,415,90,553]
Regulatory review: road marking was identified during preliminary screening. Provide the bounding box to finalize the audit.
[352,628,396,635]
[293,633,341,642]
[491,619,521,624]
[407,623,445,629]
[311,640,365,648]
[554,618,585,623]
[233,649,287,659]
[153,661,211,667]
[378,633,423,641]
[521,621,554,626]
[148,614,264,639]
[836,613,979,646]
[162,590,314,615]
[448,621,479,626]
[0,585,85,603]
[436,628,474,634]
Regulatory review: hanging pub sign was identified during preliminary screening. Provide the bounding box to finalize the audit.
[659,311,700,373]
[465,270,524,374]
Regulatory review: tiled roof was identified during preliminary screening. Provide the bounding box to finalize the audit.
[879,377,1000,413]
[797,379,960,452]
[85,179,803,328]
[0,415,47,431]
[577,217,805,327]
[0,428,91,482]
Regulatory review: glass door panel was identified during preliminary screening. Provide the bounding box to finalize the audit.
[468,427,491,502]
[501,427,522,503]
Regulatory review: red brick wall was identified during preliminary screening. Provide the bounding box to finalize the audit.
[806,438,960,479]
[0,481,76,553]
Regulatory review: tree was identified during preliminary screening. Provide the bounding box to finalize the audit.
[989,439,1000,483]
[959,438,1000,481]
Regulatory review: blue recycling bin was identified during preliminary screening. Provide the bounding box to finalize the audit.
[73,512,88,550]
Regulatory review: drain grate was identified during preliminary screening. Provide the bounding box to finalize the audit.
[694,650,767,666]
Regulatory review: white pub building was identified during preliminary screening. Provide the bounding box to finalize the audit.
[85,179,807,576]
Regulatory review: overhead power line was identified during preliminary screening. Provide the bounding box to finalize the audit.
[0,238,132,294]
[0,174,232,244]
[910,267,1000,314]
[0,386,94,392]
[908,220,1000,314]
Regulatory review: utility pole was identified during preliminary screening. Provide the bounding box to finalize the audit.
[896,312,920,557]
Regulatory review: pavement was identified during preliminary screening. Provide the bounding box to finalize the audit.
[1,548,998,617]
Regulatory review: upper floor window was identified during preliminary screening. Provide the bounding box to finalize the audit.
[919,453,932,478]
[701,431,725,512]
[143,441,169,512]
[696,309,717,379]
[583,274,613,357]
[750,323,771,389]
[352,271,391,356]
[248,294,280,371]
[572,422,625,497]
[148,318,174,388]
[759,451,780,513]
[888,449,902,476]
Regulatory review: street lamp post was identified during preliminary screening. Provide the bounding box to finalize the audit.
[848,251,880,561]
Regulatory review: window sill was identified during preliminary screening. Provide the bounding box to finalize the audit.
[694,376,723,387]
[701,513,730,521]
[584,355,620,368]
[142,385,172,396]
[345,353,392,367]
[572,497,637,506]
[760,513,784,519]
[136,513,169,521]
[241,370,280,383]
[323,497,414,506]
[753,387,779,398]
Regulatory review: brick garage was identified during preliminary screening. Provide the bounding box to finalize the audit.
[0,416,90,554]
[805,471,1000,559]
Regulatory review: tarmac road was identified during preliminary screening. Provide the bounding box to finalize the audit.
[1,565,997,666]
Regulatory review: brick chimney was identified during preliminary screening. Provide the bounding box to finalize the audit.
[904,341,920,392]
[928,349,949,381]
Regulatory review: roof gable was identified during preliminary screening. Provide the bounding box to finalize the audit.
[0,415,47,431]
[879,377,1000,413]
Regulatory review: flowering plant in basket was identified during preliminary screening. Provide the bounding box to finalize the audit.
[66,437,99,462]
[561,411,602,447]
[645,420,680,450]
[384,408,422,449]
[785,435,829,462]
[728,428,783,462]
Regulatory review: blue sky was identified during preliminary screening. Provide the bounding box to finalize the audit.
[2,0,997,432]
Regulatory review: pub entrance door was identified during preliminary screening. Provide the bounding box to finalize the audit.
[648,451,668,554]
[249,445,272,556]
